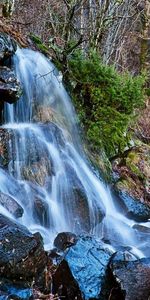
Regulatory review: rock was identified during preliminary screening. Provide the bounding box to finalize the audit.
[54,232,78,251]
[0,168,28,208]
[115,190,150,222]
[0,33,17,65]
[109,252,150,300]
[133,224,150,234]
[53,235,113,300]
[64,162,105,232]
[33,105,56,123]
[0,66,21,104]
[40,122,66,148]
[6,122,64,180]
[0,214,47,280]
[97,215,137,252]
[0,124,56,179]
[0,33,20,122]
[132,224,150,257]
[33,197,50,227]
[53,260,83,300]
[21,157,52,187]
[112,145,150,222]
[0,128,11,167]
[0,192,24,218]
[0,279,32,300]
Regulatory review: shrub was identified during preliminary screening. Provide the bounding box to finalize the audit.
[68,50,146,158]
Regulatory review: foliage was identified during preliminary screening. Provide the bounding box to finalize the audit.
[30,34,50,55]
[68,51,146,158]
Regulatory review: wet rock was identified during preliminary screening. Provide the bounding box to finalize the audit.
[0,33,17,65]
[0,214,47,280]
[133,224,150,234]
[6,122,64,180]
[109,252,150,300]
[54,232,78,251]
[33,105,57,123]
[115,190,150,222]
[64,162,105,232]
[33,197,50,227]
[97,215,137,251]
[0,33,20,122]
[0,192,24,218]
[0,128,11,167]
[53,260,83,300]
[53,235,113,300]
[0,66,21,104]
[0,291,9,300]
[21,157,52,186]
[112,145,150,221]
[0,279,32,300]
[0,168,28,208]
[40,122,66,148]
[132,224,150,257]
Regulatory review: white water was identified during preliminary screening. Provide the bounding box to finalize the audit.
[0,48,149,255]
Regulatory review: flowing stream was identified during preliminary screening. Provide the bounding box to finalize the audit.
[0,48,149,255]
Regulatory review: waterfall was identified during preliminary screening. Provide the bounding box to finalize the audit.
[0,48,149,255]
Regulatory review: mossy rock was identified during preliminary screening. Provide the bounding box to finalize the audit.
[113,144,150,210]
[84,146,113,183]
[30,34,50,56]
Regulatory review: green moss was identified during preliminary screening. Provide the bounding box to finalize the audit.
[85,147,113,182]
[68,50,146,158]
[126,152,143,177]
[116,179,132,191]
[30,34,50,55]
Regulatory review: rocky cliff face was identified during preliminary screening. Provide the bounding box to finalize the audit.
[0,32,21,123]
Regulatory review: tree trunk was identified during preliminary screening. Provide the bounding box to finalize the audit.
[2,0,15,17]
[140,0,150,72]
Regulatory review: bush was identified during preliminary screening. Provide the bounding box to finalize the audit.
[68,50,146,158]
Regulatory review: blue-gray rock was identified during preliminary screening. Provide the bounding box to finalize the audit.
[0,33,16,64]
[53,236,112,300]
[54,232,78,251]
[0,192,23,218]
[116,191,150,222]
[109,252,150,300]
[65,236,112,299]
[0,214,47,280]
[0,66,21,104]
[0,279,33,300]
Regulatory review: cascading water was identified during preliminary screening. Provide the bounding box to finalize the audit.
[0,48,149,255]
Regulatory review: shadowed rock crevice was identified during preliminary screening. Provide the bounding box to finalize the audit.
[0,33,21,123]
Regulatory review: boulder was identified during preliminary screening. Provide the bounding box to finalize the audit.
[133,224,150,234]
[40,122,66,148]
[63,162,105,232]
[0,33,17,65]
[0,214,47,280]
[0,128,11,167]
[112,145,150,222]
[53,235,113,300]
[0,279,32,300]
[0,33,20,122]
[0,192,23,218]
[109,252,150,300]
[33,197,50,227]
[21,157,52,187]
[53,259,83,300]
[132,224,150,257]
[54,232,78,251]
[0,66,21,104]
[114,190,150,222]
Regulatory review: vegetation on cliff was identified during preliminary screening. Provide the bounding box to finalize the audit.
[67,50,146,158]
